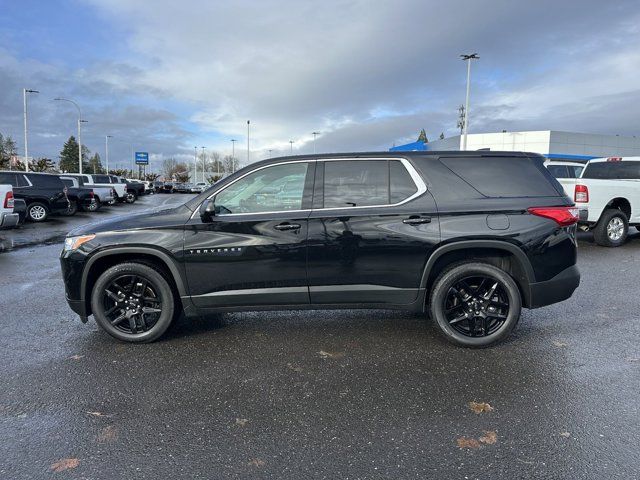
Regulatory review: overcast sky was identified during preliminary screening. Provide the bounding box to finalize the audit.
[1,0,639,171]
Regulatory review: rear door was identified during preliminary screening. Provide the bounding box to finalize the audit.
[306,158,439,305]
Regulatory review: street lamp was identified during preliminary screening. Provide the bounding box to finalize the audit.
[289,140,295,153]
[246,120,250,165]
[54,97,85,174]
[460,53,479,151]
[105,135,113,173]
[231,139,237,174]
[23,88,39,172]
[268,149,273,158]
[312,131,320,155]
[193,146,198,182]
[201,146,206,183]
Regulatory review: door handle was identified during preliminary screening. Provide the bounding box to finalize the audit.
[274,223,301,231]
[403,216,431,225]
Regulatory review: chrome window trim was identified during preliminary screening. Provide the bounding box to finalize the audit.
[190,157,427,219]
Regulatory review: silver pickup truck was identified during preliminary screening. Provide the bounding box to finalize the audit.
[60,175,115,210]
[0,184,19,228]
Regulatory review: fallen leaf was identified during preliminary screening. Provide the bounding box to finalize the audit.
[468,402,494,414]
[51,458,79,472]
[86,411,109,417]
[318,350,345,359]
[287,363,303,372]
[235,418,248,427]
[96,425,117,443]
[626,357,640,363]
[457,437,481,449]
[69,355,84,360]
[17,413,27,419]
[560,431,571,438]
[552,341,568,347]
[248,458,265,467]
[479,430,498,445]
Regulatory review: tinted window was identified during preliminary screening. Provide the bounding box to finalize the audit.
[61,178,74,187]
[323,160,388,208]
[390,160,418,203]
[214,162,308,214]
[567,165,584,178]
[94,175,111,183]
[582,161,640,180]
[440,156,560,197]
[546,165,569,178]
[82,175,91,183]
[27,174,63,188]
[0,173,17,186]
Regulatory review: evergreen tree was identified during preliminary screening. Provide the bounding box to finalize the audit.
[439,132,445,140]
[29,158,56,172]
[417,129,428,143]
[59,136,89,173]
[88,152,105,174]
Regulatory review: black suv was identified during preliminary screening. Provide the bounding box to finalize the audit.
[0,171,69,222]
[60,152,580,347]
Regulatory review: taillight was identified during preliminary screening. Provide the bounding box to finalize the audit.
[4,190,14,209]
[574,184,589,203]
[528,206,579,227]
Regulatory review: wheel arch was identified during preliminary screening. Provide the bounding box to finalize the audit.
[81,246,188,316]
[420,241,535,308]
[605,197,631,219]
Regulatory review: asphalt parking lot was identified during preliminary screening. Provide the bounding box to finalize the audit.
[0,193,638,479]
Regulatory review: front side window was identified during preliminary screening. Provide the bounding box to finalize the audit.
[214,162,309,214]
[94,175,111,183]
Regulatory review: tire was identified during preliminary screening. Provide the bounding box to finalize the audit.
[62,201,78,216]
[593,209,628,247]
[429,262,522,348]
[91,262,177,343]
[636,226,640,233]
[27,202,49,222]
[81,200,100,212]
[125,191,137,203]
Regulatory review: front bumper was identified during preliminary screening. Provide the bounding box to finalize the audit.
[0,212,19,228]
[528,264,580,309]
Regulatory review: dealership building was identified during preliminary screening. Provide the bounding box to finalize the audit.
[390,130,640,162]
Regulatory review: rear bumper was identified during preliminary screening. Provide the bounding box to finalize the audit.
[0,212,19,228]
[528,264,580,309]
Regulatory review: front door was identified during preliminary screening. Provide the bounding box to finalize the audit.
[184,161,314,309]
[306,158,440,305]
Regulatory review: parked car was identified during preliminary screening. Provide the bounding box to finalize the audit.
[0,184,19,228]
[0,171,69,222]
[192,182,210,193]
[58,176,97,215]
[61,151,579,347]
[60,175,115,210]
[69,174,128,203]
[114,176,143,202]
[573,156,640,247]
[125,178,150,196]
[544,161,586,197]
[160,182,174,193]
[153,181,164,193]
[173,182,189,193]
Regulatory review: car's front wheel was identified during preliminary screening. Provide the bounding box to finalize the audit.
[429,262,522,347]
[91,263,176,343]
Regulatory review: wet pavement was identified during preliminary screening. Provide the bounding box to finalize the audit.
[0,194,639,479]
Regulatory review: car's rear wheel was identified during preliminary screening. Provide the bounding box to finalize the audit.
[27,202,49,222]
[82,200,100,212]
[593,209,628,247]
[62,201,78,216]
[429,262,522,347]
[125,191,137,203]
[91,263,176,343]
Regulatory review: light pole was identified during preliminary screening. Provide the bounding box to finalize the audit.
[289,140,295,153]
[231,139,236,174]
[54,97,85,174]
[193,146,198,182]
[201,146,206,183]
[312,131,320,154]
[105,135,113,173]
[246,120,250,166]
[23,89,39,172]
[460,53,479,151]
[268,149,273,158]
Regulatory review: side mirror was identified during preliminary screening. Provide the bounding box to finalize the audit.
[199,199,216,221]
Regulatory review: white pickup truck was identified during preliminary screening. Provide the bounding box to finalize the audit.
[572,157,640,247]
[0,184,19,229]
[69,174,127,203]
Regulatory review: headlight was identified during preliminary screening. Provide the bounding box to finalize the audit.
[64,234,96,251]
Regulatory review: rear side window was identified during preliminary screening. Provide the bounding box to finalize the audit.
[440,156,560,197]
[61,179,74,188]
[0,173,17,186]
[582,161,640,179]
[547,165,569,178]
[28,174,63,188]
[390,160,418,203]
[94,175,111,183]
[323,160,388,208]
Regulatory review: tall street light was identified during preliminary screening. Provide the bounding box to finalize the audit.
[23,88,39,172]
[201,146,206,183]
[193,146,198,182]
[268,149,273,158]
[231,139,237,174]
[246,120,250,166]
[460,53,479,151]
[105,135,113,173]
[289,140,295,153]
[54,97,85,174]
[312,131,320,155]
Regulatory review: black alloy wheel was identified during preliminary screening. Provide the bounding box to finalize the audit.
[429,262,522,347]
[91,263,176,342]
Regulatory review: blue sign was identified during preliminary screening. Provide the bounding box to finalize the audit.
[135,152,149,165]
